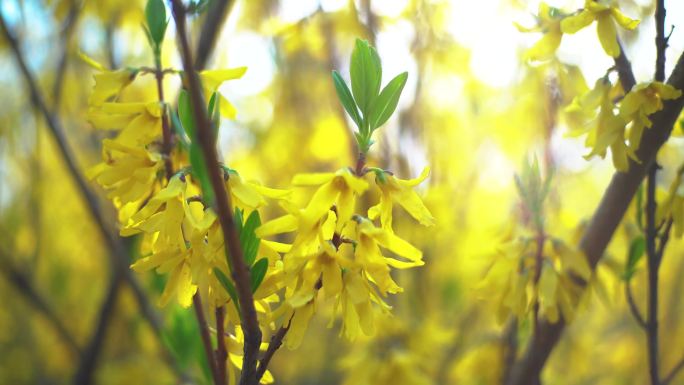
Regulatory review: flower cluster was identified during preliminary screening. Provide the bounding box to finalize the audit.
[519,1,639,61]
[566,77,680,171]
[258,166,433,347]
[84,3,433,380]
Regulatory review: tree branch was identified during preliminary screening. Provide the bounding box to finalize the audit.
[663,356,684,385]
[0,253,81,357]
[195,0,234,70]
[506,49,684,385]
[170,3,262,385]
[255,322,290,382]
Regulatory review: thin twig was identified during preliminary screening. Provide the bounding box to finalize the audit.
[170,3,262,385]
[626,278,647,329]
[0,253,81,356]
[73,273,123,385]
[255,322,291,382]
[216,306,228,385]
[194,294,220,385]
[663,356,684,385]
[195,0,234,70]
[52,1,81,109]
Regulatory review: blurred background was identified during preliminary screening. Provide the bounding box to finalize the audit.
[1,0,684,384]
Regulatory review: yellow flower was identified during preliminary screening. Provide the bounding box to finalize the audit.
[658,172,684,238]
[620,82,682,156]
[79,51,138,106]
[335,271,381,340]
[517,3,565,61]
[88,102,163,146]
[87,139,162,205]
[121,175,189,251]
[293,167,369,231]
[566,78,629,171]
[131,247,197,307]
[368,167,435,230]
[560,0,639,57]
[226,169,290,212]
[351,217,423,296]
[199,67,247,119]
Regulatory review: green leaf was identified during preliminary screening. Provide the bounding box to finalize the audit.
[207,92,220,142]
[213,268,240,313]
[240,211,261,266]
[178,90,196,139]
[170,108,190,151]
[332,70,362,129]
[350,39,382,115]
[189,142,215,207]
[368,72,408,130]
[250,258,268,293]
[145,0,168,47]
[624,236,646,280]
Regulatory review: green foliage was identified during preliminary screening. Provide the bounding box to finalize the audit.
[332,38,408,154]
[250,258,268,293]
[214,267,240,313]
[624,236,645,280]
[179,90,215,205]
[238,210,262,266]
[144,0,168,54]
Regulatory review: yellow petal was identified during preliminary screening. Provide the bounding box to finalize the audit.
[256,215,298,237]
[610,7,639,30]
[560,10,595,34]
[596,14,619,57]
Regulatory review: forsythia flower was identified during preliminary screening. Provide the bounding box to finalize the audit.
[88,102,164,146]
[87,139,162,206]
[658,171,684,238]
[368,167,435,230]
[479,233,591,323]
[79,51,138,105]
[226,169,291,211]
[199,67,248,119]
[258,166,432,346]
[620,82,682,156]
[566,78,629,171]
[516,3,565,61]
[560,0,639,57]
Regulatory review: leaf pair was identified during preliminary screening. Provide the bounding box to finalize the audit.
[332,39,408,153]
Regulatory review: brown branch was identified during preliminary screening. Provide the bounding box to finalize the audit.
[52,1,81,109]
[216,306,228,385]
[505,49,684,385]
[195,0,234,70]
[626,278,647,329]
[170,3,262,385]
[663,356,684,385]
[0,13,190,383]
[74,273,123,385]
[255,322,291,382]
[194,294,220,384]
[0,254,81,357]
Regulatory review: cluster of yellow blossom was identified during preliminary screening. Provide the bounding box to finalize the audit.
[519,2,682,173]
[81,26,289,381]
[257,167,434,347]
[519,1,639,61]
[566,77,680,171]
